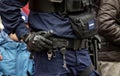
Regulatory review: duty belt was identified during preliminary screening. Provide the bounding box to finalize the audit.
[47,37,89,70]
[51,37,87,50]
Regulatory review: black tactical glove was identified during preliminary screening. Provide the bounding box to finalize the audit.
[23,30,53,52]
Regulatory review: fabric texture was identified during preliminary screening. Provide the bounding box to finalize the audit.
[97,0,120,61]
[0,31,34,76]
[98,61,120,76]
[33,48,99,76]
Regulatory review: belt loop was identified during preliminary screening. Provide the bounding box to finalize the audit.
[73,39,81,50]
[80,39,89,50]
[85,39,89,48]
[80,39,85,49]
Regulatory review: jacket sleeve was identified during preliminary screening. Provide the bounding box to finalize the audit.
[97,0,120,45]
[0,0,29,39]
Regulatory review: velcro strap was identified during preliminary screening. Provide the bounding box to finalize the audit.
[52,37,82,50]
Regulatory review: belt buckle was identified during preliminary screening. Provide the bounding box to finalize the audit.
[58,39,69,48]
[52,38,68,48]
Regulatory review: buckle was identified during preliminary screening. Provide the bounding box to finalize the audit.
[52,38,69,48]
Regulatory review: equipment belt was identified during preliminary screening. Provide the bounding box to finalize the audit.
[51,37,82,50]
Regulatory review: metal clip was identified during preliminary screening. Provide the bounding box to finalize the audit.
[47,50,53,60]
[60,47,68,70]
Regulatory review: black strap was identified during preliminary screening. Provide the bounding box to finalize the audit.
[78,64,94,76]
[52,37,82,50]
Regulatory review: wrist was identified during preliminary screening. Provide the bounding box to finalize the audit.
[21,33,30,42]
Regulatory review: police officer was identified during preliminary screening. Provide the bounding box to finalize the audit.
[0,0,99,76]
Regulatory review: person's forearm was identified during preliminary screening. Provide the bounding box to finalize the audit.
[97,0,120,44]
[0,0,29,39]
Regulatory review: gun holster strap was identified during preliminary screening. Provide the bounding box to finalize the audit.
[51,37,82,50]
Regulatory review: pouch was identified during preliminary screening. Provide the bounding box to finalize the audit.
[69,12,97,39]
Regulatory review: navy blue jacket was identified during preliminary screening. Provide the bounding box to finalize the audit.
[0,0,76,39]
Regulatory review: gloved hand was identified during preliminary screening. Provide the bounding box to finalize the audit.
[23,30,53,52]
